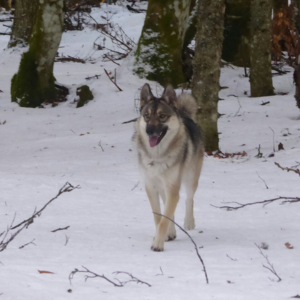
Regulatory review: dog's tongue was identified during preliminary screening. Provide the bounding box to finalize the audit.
[149,135,159,147]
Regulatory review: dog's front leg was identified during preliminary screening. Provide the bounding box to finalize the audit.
[151,182,180,252]
[145,181,161,230]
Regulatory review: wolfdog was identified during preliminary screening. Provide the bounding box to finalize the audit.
[134,83,204,251]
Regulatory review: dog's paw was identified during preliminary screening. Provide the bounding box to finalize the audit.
[166,234,176,242]
[166,224,176,241]
[151,238,164,252]
[184,217,195,231]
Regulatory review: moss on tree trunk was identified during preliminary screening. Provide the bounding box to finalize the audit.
[192,0,225,152]
[134,0,191,87]
[249,0,274,97]
[11,0,64,108]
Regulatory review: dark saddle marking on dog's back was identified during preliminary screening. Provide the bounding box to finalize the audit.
[182,117,202,148]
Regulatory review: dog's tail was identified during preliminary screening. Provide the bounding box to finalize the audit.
[177,94,198,122]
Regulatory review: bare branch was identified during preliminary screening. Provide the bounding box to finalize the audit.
[153,212,209,284]
[19,239,36,249]
[69,266,151,287]
[0,182,79,252]
[255,243,282,282]
[256,171,269,189]
[104,69,123,91]
[51,226,70,233]
[275,162,300,176]
[211,196,300,210]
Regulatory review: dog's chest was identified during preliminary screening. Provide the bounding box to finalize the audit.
[140,153,176,177]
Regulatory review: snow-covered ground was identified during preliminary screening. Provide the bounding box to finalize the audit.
[1,3,300,299]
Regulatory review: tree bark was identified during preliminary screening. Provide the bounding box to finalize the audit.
[192,0,225,152]
[222,0,251,67]
[0,0,11,10]
[250,0,274,97]
[8,0,39,47]
[11,0,65,107]
[134,0,191,87]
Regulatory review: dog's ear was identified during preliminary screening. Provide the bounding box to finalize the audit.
[162,84,177,108]
[140,83,153,110]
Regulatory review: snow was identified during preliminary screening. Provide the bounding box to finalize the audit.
[1,3,300,300]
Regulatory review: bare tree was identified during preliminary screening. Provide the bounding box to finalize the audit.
[192,0,225,151]
[11,0,65,107]
[250,0,274,97]
[134,0,191,87]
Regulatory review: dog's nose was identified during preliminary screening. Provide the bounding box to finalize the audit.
[146,125,157,136]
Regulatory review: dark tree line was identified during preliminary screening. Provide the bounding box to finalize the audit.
[3,0,300,151]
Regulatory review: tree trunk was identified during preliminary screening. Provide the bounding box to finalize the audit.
[0,0,10,10]
[192,0,225,152]
[8,0,39,47]
[11,0,64,107]
[250,0,274,97]
[134,0,191,87]
[222,0,251,67]
[292,0,300,57]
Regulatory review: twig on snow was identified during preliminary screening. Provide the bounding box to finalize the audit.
[0,182,79,252]
[275,162,300,176]
[51,226,70,233]
[211,196,300,210]
[122,118,138,124]
[255,243,282,282]
[256,171,269,189]
[69,266,151,287]
[104,69,123,91]
[19,239,36,249]
[153,212,209,284]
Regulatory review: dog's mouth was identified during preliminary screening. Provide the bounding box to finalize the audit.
[149,127,168,148]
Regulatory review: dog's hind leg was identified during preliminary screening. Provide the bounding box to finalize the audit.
[184,159,203,230]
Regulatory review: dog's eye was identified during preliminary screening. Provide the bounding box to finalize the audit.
[159,114,167,119]
[144,113,150,121]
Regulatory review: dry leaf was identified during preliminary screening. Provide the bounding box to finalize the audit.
[227,280,234,284]
[285,242,294,249]
[38,270,55,274]
[79,134,85,136]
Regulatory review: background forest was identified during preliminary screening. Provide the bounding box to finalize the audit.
[0,0,300,299]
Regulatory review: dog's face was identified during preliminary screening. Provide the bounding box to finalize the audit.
[139,84,178,148]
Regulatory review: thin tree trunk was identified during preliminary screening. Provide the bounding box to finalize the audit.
[11,0,65,107]
[222,0,251,67]
[8,0,39,47]
[250,0,274,97]
[192,0,225,152]
[134,0,191,87]
[292,0,300,109]
[0,0,10,10]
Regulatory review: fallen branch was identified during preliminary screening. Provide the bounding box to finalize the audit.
[51,226,70,233]
[19,239,36,249]
[69,266,151,287]
[153,212,209,284]
[85,74,101,80]
[122,118,137,124]
[0,182,79,252]
[211,196,300,210]
[275,162,300,176]
[255,243,282,282]
[104,69,122,91]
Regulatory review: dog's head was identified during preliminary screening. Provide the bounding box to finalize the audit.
[139,83,178,148]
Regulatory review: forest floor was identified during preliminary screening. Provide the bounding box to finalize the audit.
[0,3,300,300]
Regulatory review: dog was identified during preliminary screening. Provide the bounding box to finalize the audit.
[134,83,204,251]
